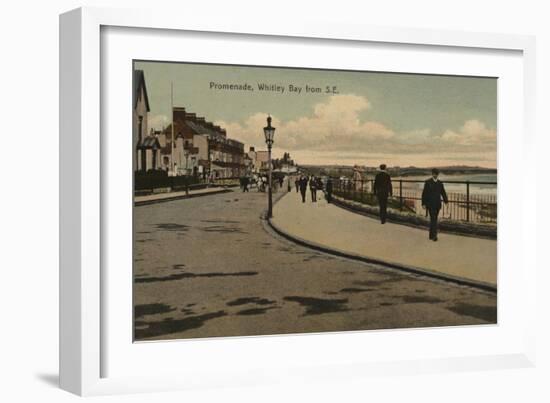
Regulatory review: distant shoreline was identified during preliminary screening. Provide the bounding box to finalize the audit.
[300,165,496,177]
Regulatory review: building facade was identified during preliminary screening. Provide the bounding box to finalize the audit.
[160,107,246,179]
[136,130,161,172]
[133,70,161,172]
[247,147,271,173]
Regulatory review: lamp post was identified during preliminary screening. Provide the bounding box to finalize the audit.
[263,115,276,218]
[184,149,189,175]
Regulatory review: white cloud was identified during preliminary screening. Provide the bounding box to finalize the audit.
[217,94,395,152]
[397,128,432,145]
[209,95,495,167]
[438,119,496,148]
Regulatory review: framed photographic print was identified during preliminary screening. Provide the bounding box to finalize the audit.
[60,6,537,396]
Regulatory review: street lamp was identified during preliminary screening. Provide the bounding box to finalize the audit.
[263,115,276,218]
[184,149,189,175]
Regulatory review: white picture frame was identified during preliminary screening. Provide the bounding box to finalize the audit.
[59,6,537,396]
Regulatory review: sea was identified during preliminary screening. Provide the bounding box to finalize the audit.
[394,173,497,196]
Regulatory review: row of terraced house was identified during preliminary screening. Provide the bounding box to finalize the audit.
[133,69,253,179]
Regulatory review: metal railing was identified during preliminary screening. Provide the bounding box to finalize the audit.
[135,171,201,192]
[135,171,243,194]
[333,178,497,224]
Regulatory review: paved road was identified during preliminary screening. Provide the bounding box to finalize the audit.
[272,190,497,286]
[134,188,497,341]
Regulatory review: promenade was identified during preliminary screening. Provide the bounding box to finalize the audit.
[271,190,497,288]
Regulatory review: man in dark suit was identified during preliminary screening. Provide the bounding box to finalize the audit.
[309,175,318,202]
[299,175,308,203]
[421,168,449,241]
[325,177,333,203]
[242,176,249,192]
[373,164,392,224]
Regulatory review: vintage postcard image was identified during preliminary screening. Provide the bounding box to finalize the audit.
[133,61,497,341]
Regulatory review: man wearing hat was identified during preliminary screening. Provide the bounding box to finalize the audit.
[421,168,449,241]
[298,175,308,203]
[373,164,393,224]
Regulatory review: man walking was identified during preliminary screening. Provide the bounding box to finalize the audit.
[373,164,392,224]
[299,175,308,203]
[422,168,449,241]
[309,175,318,202]
[294,177,300,193]
[325,177,333,203]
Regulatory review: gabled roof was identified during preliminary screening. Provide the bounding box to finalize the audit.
[186,120,220,137]
[133,70,150,112]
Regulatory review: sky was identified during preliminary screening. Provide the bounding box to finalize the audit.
[135,60,497,168]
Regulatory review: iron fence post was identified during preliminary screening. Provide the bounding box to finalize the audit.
[466,181,470,222]
[399,179,403,210]
[345,179,348,199]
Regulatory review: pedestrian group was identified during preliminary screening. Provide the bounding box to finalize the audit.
[294,165,448,242]
[374,164,448,241]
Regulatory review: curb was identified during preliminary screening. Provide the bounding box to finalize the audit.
[134,188,232,207]
[265,211,496,293]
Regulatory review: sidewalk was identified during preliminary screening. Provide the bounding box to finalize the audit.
[134,186,231,206]
[270,191,497,289]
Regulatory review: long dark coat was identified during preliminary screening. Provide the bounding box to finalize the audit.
[421,179,449,210]
[373,171,393,197]
[299,177,308,192]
